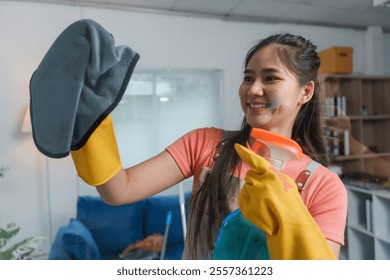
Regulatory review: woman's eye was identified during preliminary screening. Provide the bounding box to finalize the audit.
[243,76,254,83]
[265,76,276,82]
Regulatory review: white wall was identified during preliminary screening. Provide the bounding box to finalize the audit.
[0,0,388,255]
[384,33,390,74]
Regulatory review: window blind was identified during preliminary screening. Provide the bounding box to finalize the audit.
[77,68,222,196]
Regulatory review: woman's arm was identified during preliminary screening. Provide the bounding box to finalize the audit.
[96,150,186,205]
[71,115,188,206]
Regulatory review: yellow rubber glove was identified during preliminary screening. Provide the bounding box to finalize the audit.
[70,115,122,186]
[235,144,336,260]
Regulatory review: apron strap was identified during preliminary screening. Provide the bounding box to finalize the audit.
[296,160,321,194]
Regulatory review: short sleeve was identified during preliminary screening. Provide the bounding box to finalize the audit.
[166,127,224,183]
[302,168,348,245]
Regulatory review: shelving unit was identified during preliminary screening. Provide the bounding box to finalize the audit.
[344,184,390,260]
[319,74,390,260]
[319,74,390,178]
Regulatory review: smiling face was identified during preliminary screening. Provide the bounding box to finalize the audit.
[239,44,314,138]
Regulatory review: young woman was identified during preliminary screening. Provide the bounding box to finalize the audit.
[71,33,348,260]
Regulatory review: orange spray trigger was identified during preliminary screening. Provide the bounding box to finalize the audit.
[250,128,303,170]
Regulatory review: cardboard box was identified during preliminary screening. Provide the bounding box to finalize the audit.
[318,46,353,73]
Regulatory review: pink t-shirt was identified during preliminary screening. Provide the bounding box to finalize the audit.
[166,127,348,246]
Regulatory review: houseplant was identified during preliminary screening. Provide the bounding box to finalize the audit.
[0,223,46,259]
[0,165,46,259]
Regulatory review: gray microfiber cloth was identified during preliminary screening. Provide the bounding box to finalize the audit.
[29,19,140,158]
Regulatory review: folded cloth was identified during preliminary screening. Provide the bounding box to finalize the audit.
[29,19,140,158]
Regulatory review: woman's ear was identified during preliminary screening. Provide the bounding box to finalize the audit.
[298,81,315,105]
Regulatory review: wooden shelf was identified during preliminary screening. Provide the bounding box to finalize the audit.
[332,152,390,161]
[320,74,390,260]
[324,115,390,121]
[351,115,390,121]
[319,73,390,178]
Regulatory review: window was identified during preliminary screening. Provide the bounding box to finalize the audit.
[77,68,222,196]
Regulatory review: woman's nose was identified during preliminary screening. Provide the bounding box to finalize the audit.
[248,80,264,96]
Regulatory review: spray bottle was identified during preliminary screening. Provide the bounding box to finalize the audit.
[211,128,303,259]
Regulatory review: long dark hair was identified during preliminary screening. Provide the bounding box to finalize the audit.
[187,33,328,259]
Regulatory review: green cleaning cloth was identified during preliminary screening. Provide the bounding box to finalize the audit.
[29,19,140,158]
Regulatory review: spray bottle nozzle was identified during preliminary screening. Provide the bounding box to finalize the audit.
[250,128,303,170]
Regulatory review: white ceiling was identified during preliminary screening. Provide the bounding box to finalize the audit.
[13,0,390,32]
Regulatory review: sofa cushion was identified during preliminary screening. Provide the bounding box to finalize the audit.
[61,218,100,260]
[144,192,191,251]
[48,226,73,260]
[76,196,146,259]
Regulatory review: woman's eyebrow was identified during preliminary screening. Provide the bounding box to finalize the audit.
[243,67,283,74]
[243,69,255,74]
[262,67,282,74]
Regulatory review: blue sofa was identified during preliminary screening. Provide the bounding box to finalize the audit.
[49,192,191,260]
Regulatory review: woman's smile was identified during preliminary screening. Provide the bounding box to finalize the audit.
[248,102,271,109]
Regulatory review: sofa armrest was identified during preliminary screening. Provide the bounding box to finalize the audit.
[48,226,73,260]
[49,219,101,260]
